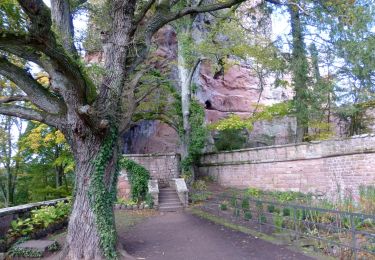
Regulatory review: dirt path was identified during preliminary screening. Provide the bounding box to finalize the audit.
[120,211,315,260]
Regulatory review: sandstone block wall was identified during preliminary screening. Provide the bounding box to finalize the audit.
[198,135,375,197]
[117,153,180,199]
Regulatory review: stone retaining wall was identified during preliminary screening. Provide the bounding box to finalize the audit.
[0,198,66,240]
[117,153,180,199]
[198,135,375,197]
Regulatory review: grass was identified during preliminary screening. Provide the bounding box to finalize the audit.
[115,209,157,233]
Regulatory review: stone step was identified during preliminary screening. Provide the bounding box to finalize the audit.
[159,194,179,198]
[159,190,177,195]
[160,198,178,201]
[159,198,181,203]
[159,187,175,190]
[159,192,179,197]
[158,188,183,212]
[159,205,183,212]
[159,201,182,206]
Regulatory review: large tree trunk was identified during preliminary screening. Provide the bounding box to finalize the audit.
[62,125,121,260]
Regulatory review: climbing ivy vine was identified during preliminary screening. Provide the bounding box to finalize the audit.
[120,158,150,202]
[89,127,119,260]
[180,99,207,172]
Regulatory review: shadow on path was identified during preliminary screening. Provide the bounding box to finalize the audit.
[120,211,315,260]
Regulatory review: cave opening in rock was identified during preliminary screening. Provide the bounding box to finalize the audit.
[205,100,212,109]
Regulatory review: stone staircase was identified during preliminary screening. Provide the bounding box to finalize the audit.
[158,187,183,212]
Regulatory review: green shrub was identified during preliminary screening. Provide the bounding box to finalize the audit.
[117,198,137,206]
[259,214,267,224]
[220,203,228,211]
[359,185,375,214]
[246,188,261,198]
[145,193,154,208]
[282,208,291,216]
[273,191,305,202]
[192,180,208,191]
[230,197,237,207]
[241,198,250,210]
[121,158,150,201]
[267,205,275,213]
[9,218,34,237]
[274,213,284,232]
[31,201,70,228]
[214,129,247,151]
[191,192,211,203]
[7,200,71,239]
[8,239,59,257]
[244,211,252,221]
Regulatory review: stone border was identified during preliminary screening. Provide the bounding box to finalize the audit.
[0,198,67,218]
[200,135,375,167]
[199,149,375,167]
[203,133,375,155]
[124,153,180,158]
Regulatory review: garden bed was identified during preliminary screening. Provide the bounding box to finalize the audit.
[194,183,375,259]
[0,200,71,253]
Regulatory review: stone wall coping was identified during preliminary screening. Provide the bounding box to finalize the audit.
[199,149,375,167]
[173,178,188,192]
[203,134,375,156]
[124,153,180,158]
[0,198,67,217]
[148,180,159,194]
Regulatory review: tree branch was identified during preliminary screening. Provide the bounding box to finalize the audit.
[0,95,29,104]
[187,58,202,90]
[0,105,62,128]
[167,0,249,22]
[17,0,53,39]
[16,1,96,105]
[0,57,65,115]
[0,33,44,66]
[134,0,156,25]
[51,0,77,55]
[135,85,159,105]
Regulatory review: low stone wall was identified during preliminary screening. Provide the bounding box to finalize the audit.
[198,135,375,197]
[117,153,180,199]
[0,198,66,240]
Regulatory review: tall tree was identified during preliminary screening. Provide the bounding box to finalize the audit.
[288,2,310,142]
[0,81,24,207]
[0,0,274,258]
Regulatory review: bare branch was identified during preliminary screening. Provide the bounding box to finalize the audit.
[132,113,179,132]
[0,95,29,104]
[167,0,249,23]
[0,105,62,127]
[134,0,156,25]
[135,85,159,105]
[0,57,65,114]
[187,58,202,90]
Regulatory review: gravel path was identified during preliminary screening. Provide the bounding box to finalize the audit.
[120,211,315,260]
